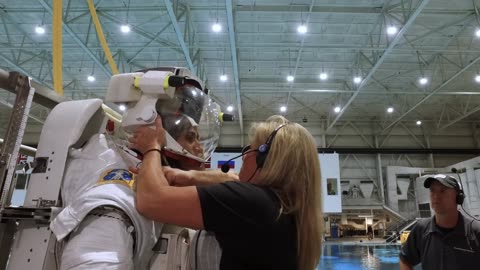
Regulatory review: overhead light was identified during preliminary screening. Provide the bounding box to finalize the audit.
[387,107,394,113]
[334,106,341,113]
[226,105,234,112]
[220,74,227,81]
[475,75,480,83]
[280,106,287,112]
[386,26,398,35]
[286,75,294,82]
[35,25,46,34]
[87,75,95,82]
[476,29,480,37]
[297,24,307,34]
[416,120,422,126]
[212,22,222,32]
[120,24,131,33]
[353,76,362,84]
[119,104,126,111]
[319,73,328,80]
[419,77,428,85]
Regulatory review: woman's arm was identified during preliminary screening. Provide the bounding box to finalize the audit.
[131,119,204,229]
[399,257,413,270]
[163,167,239,186]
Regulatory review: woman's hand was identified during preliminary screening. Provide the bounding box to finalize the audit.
[225,170,240,181]
[128,117,165,154]
[163,166,193,186]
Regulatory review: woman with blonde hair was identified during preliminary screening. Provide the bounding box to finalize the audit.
[130,115,322,270]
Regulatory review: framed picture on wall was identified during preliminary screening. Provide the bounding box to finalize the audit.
[327,178,338,195]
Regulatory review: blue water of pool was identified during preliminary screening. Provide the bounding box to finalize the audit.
[318,243,402,270]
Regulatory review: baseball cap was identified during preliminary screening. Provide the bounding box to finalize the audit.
[423,174,460,190]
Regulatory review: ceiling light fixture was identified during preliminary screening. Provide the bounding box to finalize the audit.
[419,77,428,85]
[120,24,131,33]
[475,75,480,83]
[386,26,398,35]
[476,29,480,37]
[212,21,222,32]
[319,72,328,80]
[35,25,46,34]
[297,24,307,34]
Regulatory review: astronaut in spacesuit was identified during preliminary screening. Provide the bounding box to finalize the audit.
[49,67,231,270]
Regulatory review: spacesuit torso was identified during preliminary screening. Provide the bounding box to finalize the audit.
[50,133,161,269]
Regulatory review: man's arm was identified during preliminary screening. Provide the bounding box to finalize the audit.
[163,167,239,186]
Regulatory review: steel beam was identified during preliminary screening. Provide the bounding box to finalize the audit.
[384,53,480,131]
[439,105,480,130]
[164,0,195,72]
[285,0,315,111]
[37,0,112,77]
[326,0,430,132]
[226,0,244,142]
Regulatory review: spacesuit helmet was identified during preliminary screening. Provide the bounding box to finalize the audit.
[136,67,221,169]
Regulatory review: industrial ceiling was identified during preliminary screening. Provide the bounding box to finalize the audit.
[1,0,480,146]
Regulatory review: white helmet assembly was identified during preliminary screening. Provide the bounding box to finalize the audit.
[105,67,233,168]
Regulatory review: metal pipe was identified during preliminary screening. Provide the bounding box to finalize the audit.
[0,139,37,155]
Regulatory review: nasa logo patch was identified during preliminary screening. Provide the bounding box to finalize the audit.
[97,169,136,189]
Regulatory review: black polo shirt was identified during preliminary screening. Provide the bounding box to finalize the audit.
[197,181,297,270]
[400,212,480,270]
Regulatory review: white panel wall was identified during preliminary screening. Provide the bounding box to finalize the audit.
[210,152,243,174]
[319,153,342,213]
[211,152,342,213]
[446,157,480,217]
[389,156,480,219]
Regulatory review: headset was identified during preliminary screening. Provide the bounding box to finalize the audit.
[450,168,466,205]
[451,168,480,221]
[221,123,288,173]
[255,123,287,168]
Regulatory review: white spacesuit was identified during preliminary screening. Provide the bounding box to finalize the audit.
[49,67,224,270]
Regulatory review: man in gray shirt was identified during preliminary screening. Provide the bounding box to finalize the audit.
[399,174,480,269]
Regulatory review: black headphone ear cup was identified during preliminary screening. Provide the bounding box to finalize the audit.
[256,152,267,168]
[256,144,269,168]
[457,192,465,205]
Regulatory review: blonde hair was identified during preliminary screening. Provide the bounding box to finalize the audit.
[250,115,322,270]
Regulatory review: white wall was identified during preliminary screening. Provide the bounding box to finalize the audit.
[211,152,342,213]
[387,156,480,219]
[319,153,342,214]
[210,152,243,174]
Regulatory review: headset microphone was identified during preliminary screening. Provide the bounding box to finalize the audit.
[221,153,244,173]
